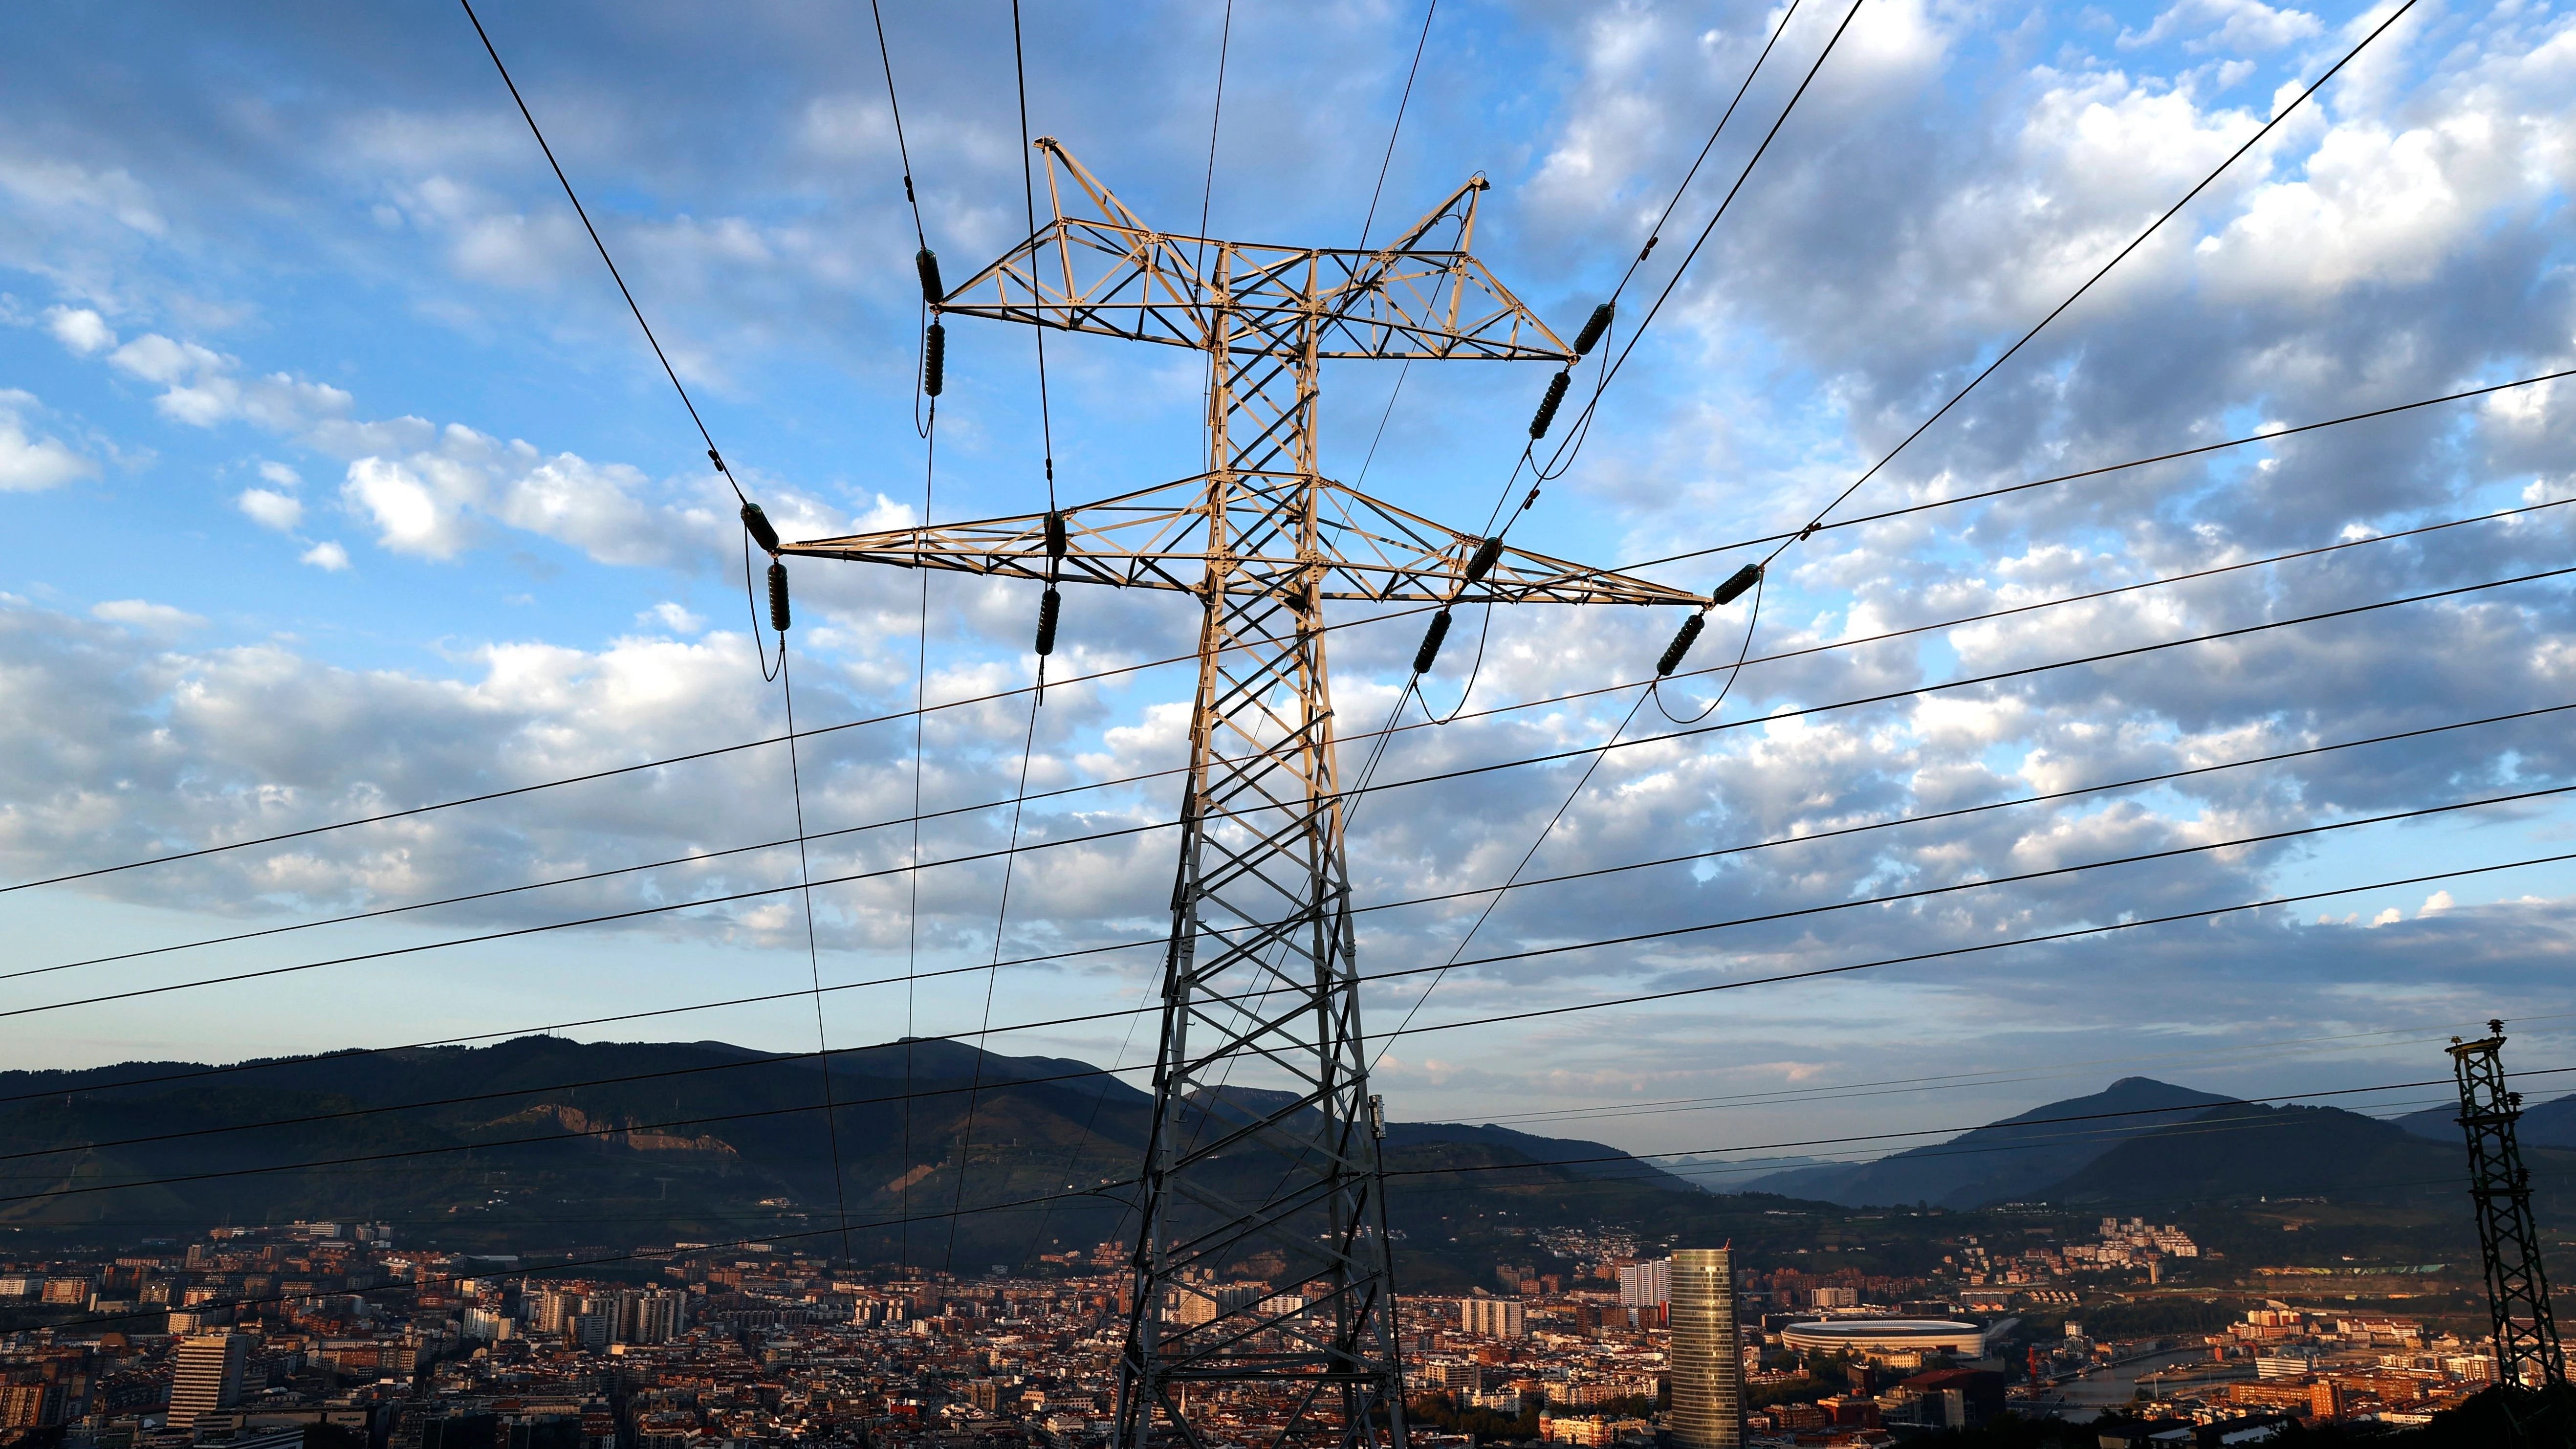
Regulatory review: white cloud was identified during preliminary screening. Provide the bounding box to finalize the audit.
[642,601,706,634]
[2369,907,2403,927]
[106,332,353,431]
[55,321,754,571]
[343,455,472,559]
[0,154,165,236]
[236,487,303,532]
[90,598,205,633]
[0,389,94,492]
[299,540,351,571]
[42,305,115,355]
[2120,0,2322,53]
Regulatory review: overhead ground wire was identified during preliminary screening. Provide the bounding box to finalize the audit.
[20,558,2572,1019]
[23,483,2507,985]
[868,0,928,251]
[1757,0,2425,570]
[1616,367,2576,575]
[15,1052,2571,1225]
[1370,687,1655,1074]
[24,776,2561,1172]
[19,360,2559,907]
[944,687,1046,1270]
[26,1056,2541,1335]
[779,649,854,1261]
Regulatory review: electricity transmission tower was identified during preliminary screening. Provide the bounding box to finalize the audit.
[784,140,1696,1449]
[2449,1020,2567,1392]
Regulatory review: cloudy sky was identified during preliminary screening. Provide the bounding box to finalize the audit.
[3,0,2574,1173]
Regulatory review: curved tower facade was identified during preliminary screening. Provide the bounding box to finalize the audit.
[1668,1249,1742,1449]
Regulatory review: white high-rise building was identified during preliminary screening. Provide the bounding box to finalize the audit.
[616,1289,684,1344]
[1667,1250,1741,1449]
[531,1290,581,1334]
[1617,1258,1671,1307]
[168,1334,248,1431]
[1461,1297,1525,1339]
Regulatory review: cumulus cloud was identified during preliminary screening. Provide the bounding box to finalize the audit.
[642,602,706,634]
[6,0,2576,1128]
[90,598,206,633]
[52,316,768,571]
[42,305,115,355]
[0,389,95,492]
[107,332,354,431]
[335,426,726,566]
[2120,0,2323,53]
[236,486,303,531]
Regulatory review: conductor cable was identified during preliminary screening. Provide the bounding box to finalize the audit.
[21,559,2571,1015]
[15,815,2574,1182]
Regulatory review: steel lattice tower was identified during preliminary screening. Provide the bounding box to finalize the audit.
[783,141,1696,1449]
[2450,1019,2567,1391]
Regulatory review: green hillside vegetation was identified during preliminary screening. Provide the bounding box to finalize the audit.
[0,1045,2554,1296]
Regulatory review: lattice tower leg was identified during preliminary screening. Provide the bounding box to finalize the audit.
[2452,1025,2568,1392]
[1113,267,1408,1449]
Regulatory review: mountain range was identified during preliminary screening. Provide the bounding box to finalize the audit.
[2395,1092,2576,1148]
[0,1035,1696,1263]
[1731,1078,2576,1213]
[1733,1077,2239,1208]
[5,1038,2560,1263]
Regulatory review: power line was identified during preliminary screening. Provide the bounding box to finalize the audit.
[1345,561,2576,824]
[1515,0,1863,493]
[16,782,2568,1172]
[455,0,747,504]
[1345,697,2576,934]
[1379,1067,2576,1186]
[12,1050,2566,1234]
[1608,0,1813,306]
[26,487,2538,995]
[778,650,853,1260]
[26,355,2549,910]
[0,594,1424,899]
[1369,688,1654,1072]
[1763,0,2425,568]
[37,475,2519,988]
[1390,845,2576,1043]
[20,560,2568,1022]
[1355,1,1437,252]
[0,1042,1155,1173]
[944,688,1046,1269]
[1479,1013,2576,1131]
[867,0,928,251]
[1617,367,2576,575]
[0,1065,2501,1226]
[1011,0,1059,507]
[18,812,2561,1143]
[41,1063,2547,1336]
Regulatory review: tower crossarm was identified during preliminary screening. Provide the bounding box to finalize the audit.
[779,474,1702,608]
[936,139,1575,362]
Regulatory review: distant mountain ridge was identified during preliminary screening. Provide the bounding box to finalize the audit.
[1737,1077,2237,1209]
[2395,1093,2576,1148]
[0,1036,1699,1257]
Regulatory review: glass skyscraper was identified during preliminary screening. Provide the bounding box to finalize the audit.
[1668,1248,1741,1449]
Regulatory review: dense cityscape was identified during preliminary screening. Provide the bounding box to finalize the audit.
[10,0,2576,1446]
[0,1212,2528,1449]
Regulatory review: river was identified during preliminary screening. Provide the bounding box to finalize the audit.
[2029,1347,2227,1423]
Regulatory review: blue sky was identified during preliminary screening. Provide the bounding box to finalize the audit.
[4,0,2576,1166]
